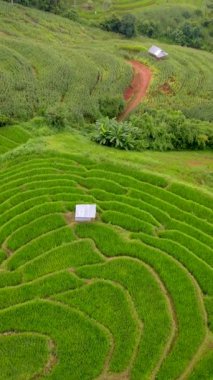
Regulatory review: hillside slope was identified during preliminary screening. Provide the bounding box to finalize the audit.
[62,0,205,17]
[0,1,213,122]
[0,1,131,122]
[0,3,212,379]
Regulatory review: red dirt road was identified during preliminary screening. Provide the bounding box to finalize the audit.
[118,61,152,121]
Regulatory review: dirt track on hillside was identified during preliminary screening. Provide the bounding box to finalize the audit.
[118,61,152,121]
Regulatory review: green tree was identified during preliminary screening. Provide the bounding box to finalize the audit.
[119,14,136,38]
[100,15,121,33]
[101,13,136,38]
[138,20,159,38]
[8,0,62,13]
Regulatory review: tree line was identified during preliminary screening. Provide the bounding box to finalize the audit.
[6,0,61,12]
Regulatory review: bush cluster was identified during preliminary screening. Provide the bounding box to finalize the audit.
[45,104,67,130]
[6,0,61,12]
[138,20,204,49]
[100,14,136,38]
[5,0,80,21]
[99,96,125,118]
[92,117,142,150]
[100,10,212,51]
[92,110,213,151]
[0,114,13,127]
[130,109,213,151]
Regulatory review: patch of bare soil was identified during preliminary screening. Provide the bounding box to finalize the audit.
[118,61,152,121]
[64,211,75,225]
[98,372,129,380]
[159,82,174,95]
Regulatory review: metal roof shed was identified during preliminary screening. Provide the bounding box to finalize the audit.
[148,45,168,59]
[75,204,96,222]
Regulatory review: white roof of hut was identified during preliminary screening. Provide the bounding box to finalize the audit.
[148,45,168,59]
[75,204,96,222]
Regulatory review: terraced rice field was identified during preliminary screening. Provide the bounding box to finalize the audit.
[0,125,31,155]
[119,41,213,121]
[0,149,212,379]
[63,0,204,18]
[1,1,213,122]
[0,1,131,122]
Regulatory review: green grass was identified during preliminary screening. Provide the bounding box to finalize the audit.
[47,132,213,189]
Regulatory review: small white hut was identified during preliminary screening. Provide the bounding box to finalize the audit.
[75,204,96,222]
[148,45,168,59]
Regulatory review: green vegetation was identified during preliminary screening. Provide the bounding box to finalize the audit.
[93,110,213,151]
[133,44,213,122]
[0,1,212,379]
[0,140,212,379]
[92,117,142,150]
[102,6,212,50]
[0,300,109,379]
[0,333,50,380]
[3,0,213,52]
[54,279,140,372]
[0,125,31,154]
[0,1,213,124]
[0,1,131,122]
[18,0,211,51]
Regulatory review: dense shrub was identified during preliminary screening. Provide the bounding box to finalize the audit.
[171,22,203,48]
[92,117,142,150]
[0,114,13,127]
[101,13,136,38]
[138,20,159,38]
[45,104,67,130]
[130,109,213,151]
[63,8,80,22]
[92,110,213,152]
[137,17,203,49]
[99,96,125,118]
[119,14,136,38]
[6,0,62,13]
[100,8,211,50]
[100,15,121,33]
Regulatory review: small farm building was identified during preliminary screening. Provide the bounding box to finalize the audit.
[148,45,168,59]
[75,204,96,222]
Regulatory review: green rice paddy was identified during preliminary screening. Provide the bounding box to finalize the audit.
[0,132,212,379]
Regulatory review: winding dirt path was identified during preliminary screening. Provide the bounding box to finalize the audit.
[118,61,152,121]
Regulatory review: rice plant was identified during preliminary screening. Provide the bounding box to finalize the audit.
[0,125,212,380]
